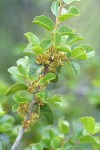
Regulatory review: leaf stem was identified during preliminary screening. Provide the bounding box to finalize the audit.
[55,0,63,30]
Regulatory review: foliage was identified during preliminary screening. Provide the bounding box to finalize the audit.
[4,0,100,150]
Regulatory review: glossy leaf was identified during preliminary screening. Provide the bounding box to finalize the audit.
[24,32,39,45]
[80,117,95,134]
[5,83,28,96]
[40,103,54,124]
[69,62,80,76]
[40,39,52,50]
[33,15,54,31]
[32,46,44,55]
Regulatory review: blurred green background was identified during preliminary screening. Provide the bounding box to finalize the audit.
[0,0,100,149]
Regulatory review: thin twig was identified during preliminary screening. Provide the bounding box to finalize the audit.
[55,0,63,30]
[11,100,35,150]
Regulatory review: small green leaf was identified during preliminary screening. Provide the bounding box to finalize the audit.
[79,135,97,144]
[69,62,80,76]
[32,46,44,55]
[51,137,62,149]
[12,104,18,112]
[64,0,81,4]
[68,6,80,16]
[36,91,48,103]
[80,44,95,59]
[13,94,27,104]
[40,73,56,83]
[51,1,59,17]
[71,47,86,59]
[33,15,54,31]
[5,83,28,96]
[58,118,69,134]
[67,33,84,43]
[48,95,62,103]
[41,138,50,149]
[54,32,61,47]
[80,117,95,134]
[40,39,52,50]
[24,32,39,46]
[57,45,71,53]
[8,66,18,75]
[29,63,40,77]
[40,103,54,124]
[31,143,43,150]
[58,26,74,35]
[59,6,80,21]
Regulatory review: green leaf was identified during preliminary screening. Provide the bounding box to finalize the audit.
[40,73,56,83]
[54,32,61,47]
[31,143,43,150]
[13,94,27,104]
[24,32,39,46]
[8,66,18,75]
[33,15,54,31]
[29,63,40,77]
[32,46,44,55]
[51,1,59,17]
[79,135,97,144]
[40,103,54,124]
[5,83,28,96]
[48,95,62,103]
[51,137,62,149]
[80,117,95,134]
[64,0,81,4]
[69,62,80,76]
[71,47,86,59]
[59,6,80,21]
[57,45,71,53]
[36,91,48,103]
[58,118,69,134]
[80,44,95,59]
[41,138,50,149]
[68,6,80,15]
[58,26,74,35]
[40,39,52,50]
[67,33,84,43]
[12,104,18,112]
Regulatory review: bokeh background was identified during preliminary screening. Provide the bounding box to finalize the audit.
[0,0,100,149]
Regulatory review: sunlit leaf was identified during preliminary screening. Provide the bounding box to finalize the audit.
[5,83,28,96]
[33,15,54,31]
[80,117,95,134]
[24,32,39,46]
